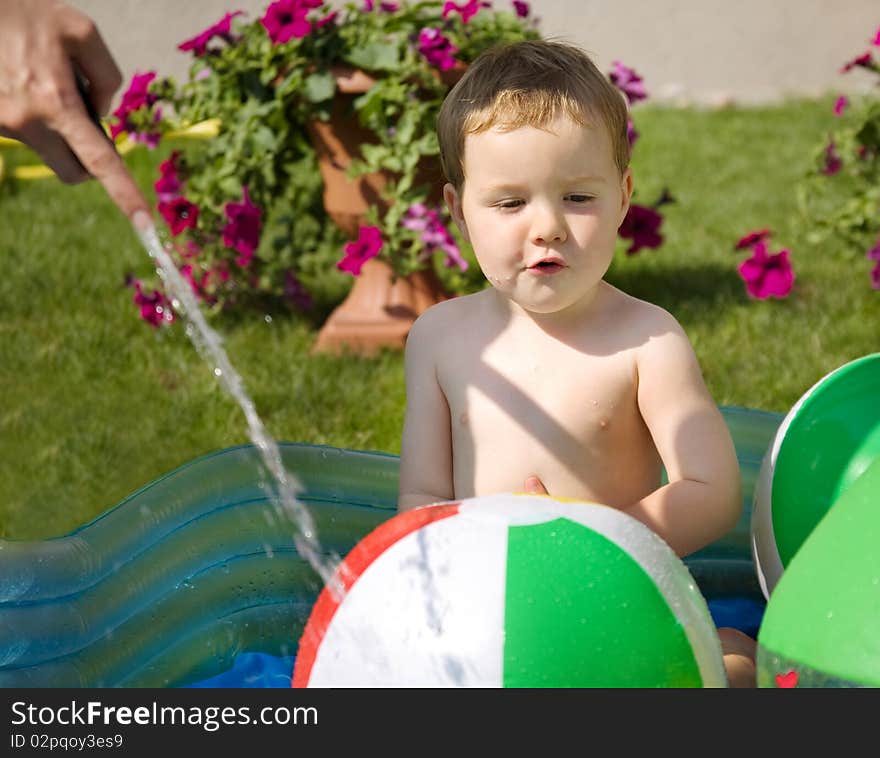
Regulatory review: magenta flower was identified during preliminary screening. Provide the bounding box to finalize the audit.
[158,196,199,236]
[128,277,174,327]
[154,150,182,202]
[363,0,397,9]
[284,271,313,310]
[442,0,489,24]
[874,26,880,46]
[840,52,874,73]
[735,228,772,250]
[417,28,459,71]
[337,226,384,275]
[316,10,338,27]
[513,1,530,17]
[261,0,322,44]
[833,95,849,116]
[119,71,158,111]
[618,204,663,254]
[222,187,263,267]
[178,11,244,56]
[609,61,647,104]
[626,117,639,149]
[867,237,880,289]
[403,203,468,271]
[737,242,794,300]
[822,140,842,175]
[109,71,162,145]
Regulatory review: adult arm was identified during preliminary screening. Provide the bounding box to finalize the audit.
[397,308,455,511]
[0,0,148,219]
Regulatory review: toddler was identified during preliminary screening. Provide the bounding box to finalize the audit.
[397,40,755,687]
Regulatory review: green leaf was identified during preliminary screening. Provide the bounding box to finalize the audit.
[303,72,337,103]
[346,42,400,72]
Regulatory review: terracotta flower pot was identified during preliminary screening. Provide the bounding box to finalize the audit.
[309,66,461,355]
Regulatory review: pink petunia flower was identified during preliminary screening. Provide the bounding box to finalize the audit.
[871,262,880,290]
[609,61,647,104]
[128,277,174,327]
[158,196,199,236]
[874,26,880,46]
[110,71,161,145]
[867,236,880,288]
[154,150,182,202]
[178,11,244,56]
[222,187,263,267]
[442,0,489,24]
[403,203,468,271]
[261,0,322,44]
[626,117,639,149]
[735,228,772,250]
[737,241,794,300]
[367,1,401,10]
[618,204,663,254]
[512,1,530,18]
[119,71,158,111]
[337,226,384,275]
[833,95,849,116]
[840,52,874,74]
[284,271,313,310]
[316,10,338,27]
[417,28,459,71]
[822,140,842,175]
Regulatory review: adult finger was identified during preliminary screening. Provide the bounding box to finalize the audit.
[14,120,89,183]
[58,4,122,116]
[54,104,149,218]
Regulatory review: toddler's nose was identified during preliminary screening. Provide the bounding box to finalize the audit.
[531,205,567,245]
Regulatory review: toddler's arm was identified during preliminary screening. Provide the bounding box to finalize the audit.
[630,313,742,557]
[398,309,454,511]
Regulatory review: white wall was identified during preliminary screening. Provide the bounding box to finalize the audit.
[69,0,879,105]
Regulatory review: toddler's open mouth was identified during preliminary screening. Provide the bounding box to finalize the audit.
[527,258,566,275]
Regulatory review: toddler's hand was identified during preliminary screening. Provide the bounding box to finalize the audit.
[523,475,548,495]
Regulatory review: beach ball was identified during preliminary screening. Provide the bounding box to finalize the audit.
[292,494,726,688]
[751,353,880,599]
[757,457,880,687]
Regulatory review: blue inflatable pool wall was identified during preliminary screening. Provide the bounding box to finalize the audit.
[0,406,781,687]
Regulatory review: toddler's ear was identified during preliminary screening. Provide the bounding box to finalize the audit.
[443,183,469,242]
[617,168,634,228]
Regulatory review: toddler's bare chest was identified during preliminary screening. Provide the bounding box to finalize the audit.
[440,348,641,448]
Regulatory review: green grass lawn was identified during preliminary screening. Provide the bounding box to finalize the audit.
[1,97,877,540]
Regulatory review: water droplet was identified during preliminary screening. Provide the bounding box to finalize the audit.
[264,314,273,324]
[213,367,222,377]
[826,611,834,619]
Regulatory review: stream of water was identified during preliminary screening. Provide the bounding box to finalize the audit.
[136,222,344,599]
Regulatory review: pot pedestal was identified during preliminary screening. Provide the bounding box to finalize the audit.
[313,258,448,355]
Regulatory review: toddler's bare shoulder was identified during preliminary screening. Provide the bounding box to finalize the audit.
[407,291,484,349]
[609,288,688,341]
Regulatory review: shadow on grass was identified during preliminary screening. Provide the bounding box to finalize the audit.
[606,259,744,314]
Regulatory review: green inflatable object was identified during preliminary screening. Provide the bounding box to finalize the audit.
[752,353,880,596]
[757,457,880,687]
[771,353,880,567]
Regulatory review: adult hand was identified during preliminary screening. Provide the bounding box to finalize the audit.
[523,475,548,495]
[0,0,149,220]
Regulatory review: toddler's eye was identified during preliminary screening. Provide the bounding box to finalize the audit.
[497,199,524,210]
[566,194,593,203]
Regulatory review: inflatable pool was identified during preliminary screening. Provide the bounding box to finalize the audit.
[0,405,781,688]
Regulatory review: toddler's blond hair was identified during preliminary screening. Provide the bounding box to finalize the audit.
[438,40,630,189]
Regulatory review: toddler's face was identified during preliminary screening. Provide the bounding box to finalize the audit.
[445,115,632,317]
